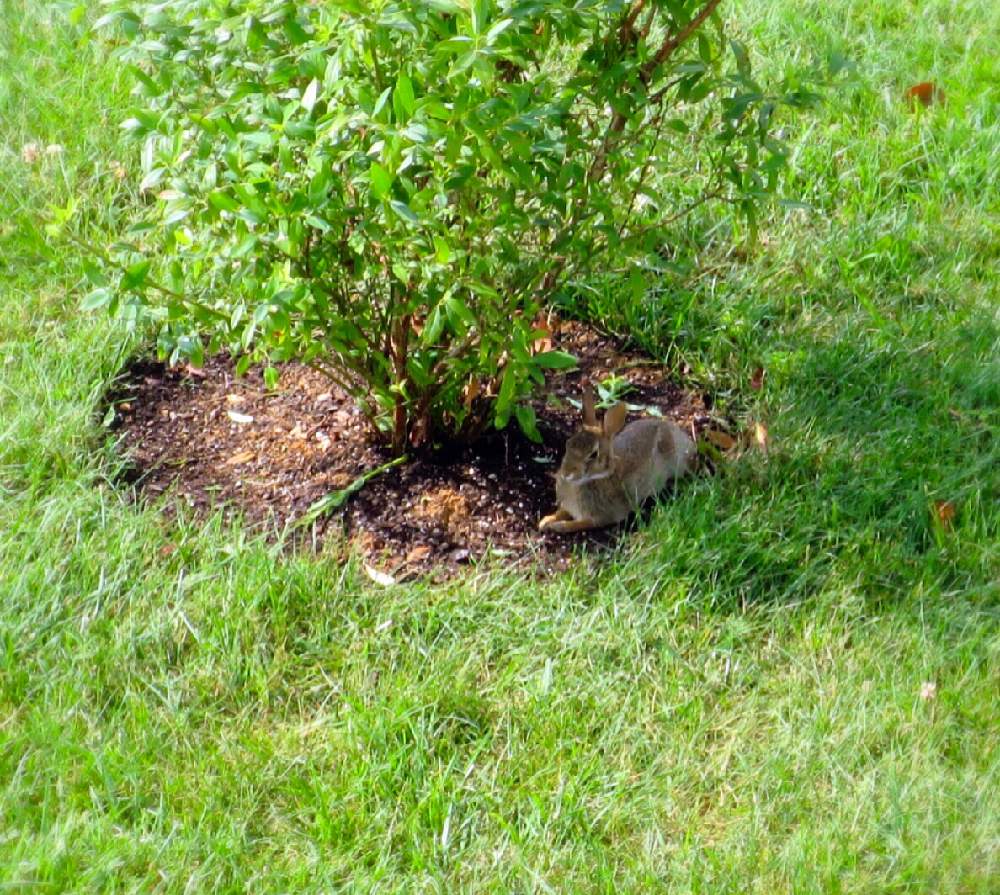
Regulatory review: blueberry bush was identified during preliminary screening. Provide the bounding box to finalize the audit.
[89,0,812,453]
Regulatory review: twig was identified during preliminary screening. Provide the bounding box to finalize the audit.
[620,104,669,236]
[641,0,723,82]
[63,229,229,322]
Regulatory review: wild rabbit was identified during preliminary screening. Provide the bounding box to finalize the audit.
[539,386,695,533]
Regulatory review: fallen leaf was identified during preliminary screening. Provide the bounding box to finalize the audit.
[933,500,956,529]
[225,393,246,405]
[406,545,432,564]
[704,429,737,451]
[919,681,937,701]
[531,312,555,353]
[364,564,397,587]
[462,377,481,409]
[752,421,770,454]
[227,410,254,424]
[225,449,256,466]
[905,81,945,108]
[750,367,765,390]
[184,363,208,379]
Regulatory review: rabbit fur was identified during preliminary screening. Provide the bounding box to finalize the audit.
[539,387,695,533]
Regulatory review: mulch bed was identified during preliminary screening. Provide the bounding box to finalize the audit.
[108,320,712,579]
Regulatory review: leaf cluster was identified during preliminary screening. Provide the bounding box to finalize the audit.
[92,0,813,452]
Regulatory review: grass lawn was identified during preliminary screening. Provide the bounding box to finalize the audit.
[2,0,997,891]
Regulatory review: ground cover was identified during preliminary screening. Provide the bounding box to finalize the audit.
[1,1,997,892]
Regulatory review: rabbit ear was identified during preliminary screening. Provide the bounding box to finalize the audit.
[603,402,627,438]
[581,384,599,430]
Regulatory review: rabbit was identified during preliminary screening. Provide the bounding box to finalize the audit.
[539,385,695,533]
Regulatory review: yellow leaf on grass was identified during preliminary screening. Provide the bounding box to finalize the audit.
[364,564,397,587]
[905,81,945,108]
[933,500,956,529]
[753,421,770,453]
[704,429,738,451]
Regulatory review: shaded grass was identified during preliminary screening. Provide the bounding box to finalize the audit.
[1,0,998,892]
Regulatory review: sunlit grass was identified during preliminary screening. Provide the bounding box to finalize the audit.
[1,0,997,891]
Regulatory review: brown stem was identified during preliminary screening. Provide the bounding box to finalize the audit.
[619,0,647,44]
[390,311,411,456]
[306,359,361,401]
[591,1,722,182]
[639,4,657,40]
[641,0,723,82]
[541,0,724,295]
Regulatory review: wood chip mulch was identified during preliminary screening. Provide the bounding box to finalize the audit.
[108,320,712,579]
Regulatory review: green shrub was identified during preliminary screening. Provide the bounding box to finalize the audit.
[89,0,811,454]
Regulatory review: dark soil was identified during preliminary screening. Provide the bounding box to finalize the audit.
[109,320,712,579]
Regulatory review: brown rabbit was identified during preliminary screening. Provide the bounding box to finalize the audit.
[539,386,695,533]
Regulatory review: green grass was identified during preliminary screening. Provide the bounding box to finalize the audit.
[2,1,998,892]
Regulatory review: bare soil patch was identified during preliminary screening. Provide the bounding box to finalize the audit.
[110,321,711,578]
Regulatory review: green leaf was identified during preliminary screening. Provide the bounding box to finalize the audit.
[394,73,416,121]
[485,18,514,44]
[208,190,240,213]
[444,297,476,331]
[514,404,542,442]
[730,39,751,77]
[433,236,452,264]
[698,33,712,64]
[389,200,420,225]
[369,162,393,200]
[471,0,491,36]
[421,304,446,346]
[532,350,577,370]
[301,78,319,113]
[81,259,109,288]
[494,364,517,426]
[81,288,113,311]
[283,17,310,46]
[122,260,151,290]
